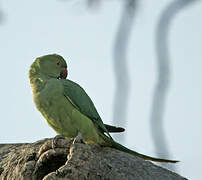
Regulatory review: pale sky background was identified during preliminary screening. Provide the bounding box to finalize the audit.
[0,0,202,179]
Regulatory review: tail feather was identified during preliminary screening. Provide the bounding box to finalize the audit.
[101,135,179,163]
[104,124,125,133]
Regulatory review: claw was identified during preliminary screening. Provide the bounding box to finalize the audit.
[52,135,65,149]
[73,132,83,144]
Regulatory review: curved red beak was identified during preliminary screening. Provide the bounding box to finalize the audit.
[60,68,68,79]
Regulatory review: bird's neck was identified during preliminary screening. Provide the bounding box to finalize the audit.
[29,65,51,94]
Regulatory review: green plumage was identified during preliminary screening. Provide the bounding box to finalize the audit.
[61,79,112,139]
[29,54,178,163]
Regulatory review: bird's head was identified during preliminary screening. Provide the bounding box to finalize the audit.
[32,54,68,79]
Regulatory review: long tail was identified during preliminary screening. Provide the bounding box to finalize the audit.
[101,135,179,163]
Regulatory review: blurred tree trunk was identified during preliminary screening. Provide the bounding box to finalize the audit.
[151,0,198,171]
[113,0,137,143]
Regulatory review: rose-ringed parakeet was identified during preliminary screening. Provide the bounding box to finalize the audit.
[29,54,178,163]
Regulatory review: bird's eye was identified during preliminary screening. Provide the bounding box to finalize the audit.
[56,61,60,66]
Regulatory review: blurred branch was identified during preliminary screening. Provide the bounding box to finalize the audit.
[151,0,198,171]
[0,3,5,24]
[87,0,101,8]
[113,0,137,143]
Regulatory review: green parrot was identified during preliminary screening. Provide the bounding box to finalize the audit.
[29,54,178,163]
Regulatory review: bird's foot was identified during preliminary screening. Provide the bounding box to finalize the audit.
[73,132,84,144]
[52,135,66,149]
[36,136,72,161]
[33,139,69,177]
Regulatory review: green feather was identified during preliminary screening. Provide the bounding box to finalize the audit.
[61,79,112,139]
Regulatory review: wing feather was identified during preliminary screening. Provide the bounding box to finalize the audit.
[61,79,112,138]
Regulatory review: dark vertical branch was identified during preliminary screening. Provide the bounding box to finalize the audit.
[0,2,5,24]
[113,0,137,143]
[151,0,198,171]
[87,0,101,8]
